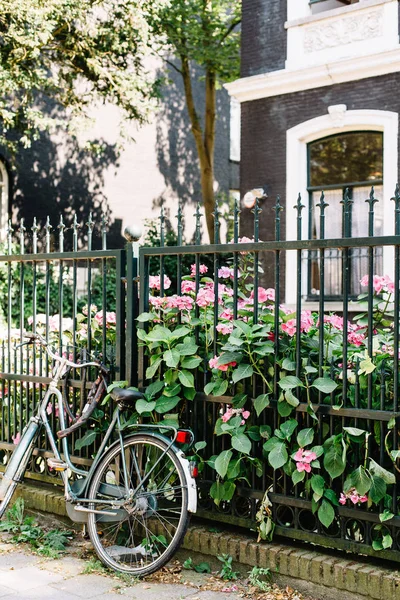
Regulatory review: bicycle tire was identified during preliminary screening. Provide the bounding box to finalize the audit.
[0,481,17,518]
[87,434,189,576]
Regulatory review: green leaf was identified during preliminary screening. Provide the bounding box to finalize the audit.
[210,481,236,506]
[232,363,254,383]
[324,489,339,506]
[194,563,211,574]
[254,394,270,417]
[260,425,272,439]
[227,458,241,479]
[145,357,162,379]
[194,441,207,452]
[263,437,281,452]
[268,442,288,470]
[180,356,202,369]
[233,320,251,336]
[136,312,154,322]
[282,358,296,371]
[74,430,97,451]
[292,469,305,485]
[285,389,300,407]
[369,458,396,485]
[350,466,371,496]
[217,352,241,366]
[176,339,199,355]
[232,434,251,455]
[310,445,324,458]
[146,326,172,343]
[204,381,215,395]
[311,474,325,497]
[136,399,156,415]
[311,378,337,394]
[155,396,180,414]
[232,393,247,408]
[145,380,164,397]
[163,383,181,397]
[358,356,376,375]
[382,534,393,549]
[215,450,233,478]
[280,419,298,440]
[247,426,261,441]
[297,428,314,448]
[277,400,294,417]
[343,427,367,438]
[278,375,303,390]
[178,370,195,388]
[170,327,191,340]
[318,499,335,529]
[211,379,229,397]
[163,349,180,368]
[379,510,394,522]
[324,442,346,479]
[369,476,387,504]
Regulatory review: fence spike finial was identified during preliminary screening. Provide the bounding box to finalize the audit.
[294,193,305,241]
[366,186,378,237]
[316,191,329,240]
[252,195,262,242]
[86,211,94,251]
[101,214,107,250]
[212,198,221,245]
[18,218,26,254]
[72,214,80,252]
[273,195,283,241]
[45,216,52,253]
[340,187,353,238]
[159,205,165,248]
[233,197,241,243]
[391,184,400,235]
[176,202,183,246]
[32,217,39,254]
[58,214,65,253]
[6,219,13,255]
[194,203,202,245]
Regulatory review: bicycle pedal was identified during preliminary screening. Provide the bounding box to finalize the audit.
[47,458,68,472]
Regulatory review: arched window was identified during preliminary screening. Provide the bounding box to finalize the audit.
[307,131,383,299]
[0,160,9,239]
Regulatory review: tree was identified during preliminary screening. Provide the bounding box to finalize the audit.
[0,0,159,154]
[145,0,241,243]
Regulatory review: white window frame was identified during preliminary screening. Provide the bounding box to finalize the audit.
[0,160,9,240]
[285,109,398,305]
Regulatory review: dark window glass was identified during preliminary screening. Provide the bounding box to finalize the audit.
[309,132,383,187]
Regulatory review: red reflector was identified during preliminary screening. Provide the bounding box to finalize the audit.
[176,430,191,444]
[191,465,199,478]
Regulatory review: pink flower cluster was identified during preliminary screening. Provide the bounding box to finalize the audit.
[250,286,275,303]
[94,311,117,327]
[149,295,194,311]
[281,311,314,337]
[339,488,368,505]
[190,264,208,277]
[149,275,172,291]
[294,448,317,473]
[360,274,394,294]
[181,280,196,294]
[221,406,250,425]
[209,355,237,371]
[216,323,234,335]
[321,314,366,346]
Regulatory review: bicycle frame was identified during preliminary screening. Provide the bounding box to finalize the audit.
[1,352,197,516]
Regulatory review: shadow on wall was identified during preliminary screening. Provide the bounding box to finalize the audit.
[153,61,230,242]
[9,108,124,251]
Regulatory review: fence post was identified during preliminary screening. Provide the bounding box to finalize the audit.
[124,226,141,387]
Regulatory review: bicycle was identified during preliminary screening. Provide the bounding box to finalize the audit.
[0,332,197,576]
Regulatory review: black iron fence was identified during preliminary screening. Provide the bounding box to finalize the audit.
[1,186,400,562]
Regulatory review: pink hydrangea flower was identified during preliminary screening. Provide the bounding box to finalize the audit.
[360,274,394,294]
[209,355,237,372]
[181,280,196,294]
[190,264,208,277]
[218,266,235,279]
[348,331,365,347]
[220,308,234,321]
[149,296,167,308]
[282,319,296,337]
[220,406,250,424]
[250,286,275,303]
[94,311,117,327]
[294,448,317,473]
[165,295,194,311]
[149,275,171,291]
[300,310,314,333]
[196,287,215,308]
[216,323,234,335]
[339,487,368,505]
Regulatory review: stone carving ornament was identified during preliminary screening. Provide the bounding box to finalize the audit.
[303,8,383,53]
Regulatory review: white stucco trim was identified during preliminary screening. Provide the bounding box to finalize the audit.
[0,161,8,240]
[224,47,400,103]
[285,109,398,304]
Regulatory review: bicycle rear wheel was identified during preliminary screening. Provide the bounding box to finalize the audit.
[87,434,189,576]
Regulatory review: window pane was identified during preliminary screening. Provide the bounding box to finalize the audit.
[308,185,383,297]
[309,132,383,187]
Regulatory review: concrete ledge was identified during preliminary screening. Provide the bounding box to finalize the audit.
[11,482,400,600]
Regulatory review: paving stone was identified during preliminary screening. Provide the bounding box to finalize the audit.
[185,592,239,600]
[122,583,200,599]
[38,555,87,578]
[0,565,64,591]
[0,585,15,599]
[0,552,40,571]
[0,585,77,600]
[50,574,115,598]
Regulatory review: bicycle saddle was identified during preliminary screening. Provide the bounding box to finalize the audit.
[111,388,144,410]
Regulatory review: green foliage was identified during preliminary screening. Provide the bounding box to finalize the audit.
[0,0,159,153]
[217,554,240,581]
[248,566,273,592]
[182,557,211,573]
[0,499,72,558]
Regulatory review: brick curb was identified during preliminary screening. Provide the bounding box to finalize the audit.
[13,482,400,600]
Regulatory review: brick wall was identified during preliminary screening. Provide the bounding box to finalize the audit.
[241,0,287,78]
[240,73,400,243]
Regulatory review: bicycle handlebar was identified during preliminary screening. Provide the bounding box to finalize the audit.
[21,332,102,371]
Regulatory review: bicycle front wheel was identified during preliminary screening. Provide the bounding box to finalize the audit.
[87,434,189,576]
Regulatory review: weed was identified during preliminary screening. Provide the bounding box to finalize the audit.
[248,566,272,592]
[217,554,240,581]
[82,557,108,575]
[0,499,72,558]
[182,557,211,573]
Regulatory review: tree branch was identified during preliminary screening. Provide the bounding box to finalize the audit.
[164,58,183,75]
[218,17,241,46]
[180,54,206,165]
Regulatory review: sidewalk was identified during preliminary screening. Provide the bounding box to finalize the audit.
[0,540,309,600]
